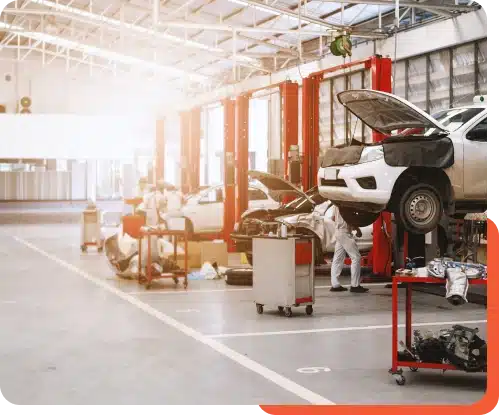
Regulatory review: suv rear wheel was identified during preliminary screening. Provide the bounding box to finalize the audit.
[397,184,443,234]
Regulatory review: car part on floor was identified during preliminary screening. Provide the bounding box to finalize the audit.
[225,268,253,286]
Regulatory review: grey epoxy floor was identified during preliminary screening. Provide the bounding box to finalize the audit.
[0,224,488,405]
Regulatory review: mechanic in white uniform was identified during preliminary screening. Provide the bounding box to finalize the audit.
[329,205,369,293]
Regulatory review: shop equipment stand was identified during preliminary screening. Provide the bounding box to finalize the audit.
[389,275,487,385]
[80,206,104,253]
[252,235,315,317]
[137,227,189,290]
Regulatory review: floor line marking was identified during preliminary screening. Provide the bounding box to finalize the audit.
[127,283,389,296]
[12,236,333,405]
[207,320,487,339]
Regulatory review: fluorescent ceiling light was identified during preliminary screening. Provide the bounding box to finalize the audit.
[1,22,207,82]
[29,0,258,63]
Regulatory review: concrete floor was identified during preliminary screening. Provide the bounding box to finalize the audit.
[0,224,487,405]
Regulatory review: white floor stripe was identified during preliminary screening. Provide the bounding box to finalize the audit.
[12,236,333,405]
[128,283,389,296]
[208,320,487,339]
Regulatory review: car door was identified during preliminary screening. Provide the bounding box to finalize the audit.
[463,117,487,200]
[193,187,224,232]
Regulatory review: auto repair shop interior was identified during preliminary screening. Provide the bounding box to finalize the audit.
[0,0,489,406]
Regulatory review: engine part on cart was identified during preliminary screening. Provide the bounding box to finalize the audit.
[444,325,487,372]
[412,330,448,364]
[410,326,487,371]
[445,268,469,306]
[427,259,487,279]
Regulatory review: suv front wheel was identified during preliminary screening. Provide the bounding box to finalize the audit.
[397,184,443,234]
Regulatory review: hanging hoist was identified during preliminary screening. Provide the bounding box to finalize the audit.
[329,32,352,58]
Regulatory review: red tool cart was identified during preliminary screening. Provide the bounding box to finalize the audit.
[137,227,189,290]
[389,275,487,385]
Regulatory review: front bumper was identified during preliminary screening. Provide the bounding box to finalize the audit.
[318,159,405,210]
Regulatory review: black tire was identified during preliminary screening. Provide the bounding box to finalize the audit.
[278,306,284,313]
[338,207,379,228]
[245,253,253,266]
[397,184,443,235]
[256,304,263,314]
[284,307,293,318]
[225,268,253,286]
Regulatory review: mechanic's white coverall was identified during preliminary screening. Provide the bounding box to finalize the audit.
[329,205,362,288]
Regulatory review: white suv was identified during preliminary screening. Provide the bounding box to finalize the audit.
[318,90,487,234]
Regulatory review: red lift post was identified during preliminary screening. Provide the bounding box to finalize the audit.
[301,55,393,278]
[301,75,320,192]
[223,99,236,247]
[280,81,299,181]
[189,108,201,193]
[235,94,250,222]
[180,111,191,195]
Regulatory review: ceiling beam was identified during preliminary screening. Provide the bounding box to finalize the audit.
[318,0,480,13]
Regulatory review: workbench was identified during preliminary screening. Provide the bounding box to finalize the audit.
[389,275,487,385]
[137,227,189,289]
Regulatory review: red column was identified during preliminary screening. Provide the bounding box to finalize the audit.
[223,99,236,245]
[155,118,165,184]
[301,75,320,191]
[235,94,250,221]
[189,107,201,192]
[370,55,393,277]
[180,111,191,195]
[280,81,299,181]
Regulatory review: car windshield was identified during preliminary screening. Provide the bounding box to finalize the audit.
[425,107,485,135]
[283,188,326,210]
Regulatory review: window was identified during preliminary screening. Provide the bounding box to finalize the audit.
[467,118,487,142]
[199,187,223,204]
[248,188,268,201]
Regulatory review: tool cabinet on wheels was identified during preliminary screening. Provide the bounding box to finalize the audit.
[389,275,487,385]
[137,227,189,290]
[252,235,315,317]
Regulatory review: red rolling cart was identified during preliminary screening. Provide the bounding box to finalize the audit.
[389,275,487,385]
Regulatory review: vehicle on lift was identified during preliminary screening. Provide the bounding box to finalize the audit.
[232,172,372,265]
[163,182,280,234]
[318,90,487,234]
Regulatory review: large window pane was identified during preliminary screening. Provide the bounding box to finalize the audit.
[347,72,364,143]
[319,80,331,156]
[478,39,487,95]
[393,60,406,99]
[429,49,451,113]
[408,56,428,110]
[452,43,476,107]
[332,77,346,147]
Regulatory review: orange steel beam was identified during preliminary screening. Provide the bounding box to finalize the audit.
[223,98,236,246]
[280,81,299,182]
[180,111,191,194]
[155,118,165,184]
[301,75,320,191]
[235,94,250,222]
[189,107,201,192]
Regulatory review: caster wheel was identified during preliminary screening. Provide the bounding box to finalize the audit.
[256,304,264,314]
[410,367,419,372]
[173,277,179,284]
[183,282,188,289]
[277,306,284,313]
[80,245,87,253]
[97,247,103,253]
[394,374,406,386]
[284,307,292,318]
[305,305,313,315]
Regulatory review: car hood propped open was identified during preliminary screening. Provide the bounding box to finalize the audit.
[248,170,314,204]
[338,90,448,136]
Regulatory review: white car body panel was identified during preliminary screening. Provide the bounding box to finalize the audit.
[319,90,487,212]
[276,201,373,253]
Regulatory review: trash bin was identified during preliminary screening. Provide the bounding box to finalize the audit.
[80,204,104,253]
[252,235,315,317]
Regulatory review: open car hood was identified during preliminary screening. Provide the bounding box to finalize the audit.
[248,170,314,204]
[338,90,448,136]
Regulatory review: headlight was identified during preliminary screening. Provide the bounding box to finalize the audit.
[358,146,384,164]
